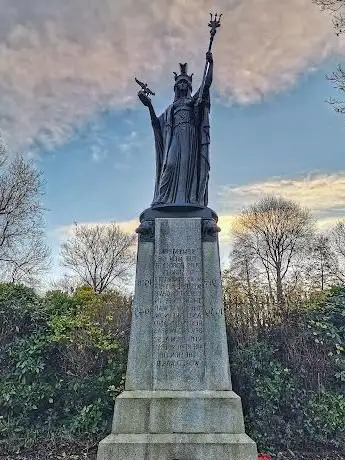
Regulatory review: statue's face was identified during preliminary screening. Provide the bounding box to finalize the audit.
[177,80,188,91]
[175,79,191,98]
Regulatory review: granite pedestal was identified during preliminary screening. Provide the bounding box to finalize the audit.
[97,213,257,460]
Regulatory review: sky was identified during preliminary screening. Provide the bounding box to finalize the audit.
[1,0,345,285]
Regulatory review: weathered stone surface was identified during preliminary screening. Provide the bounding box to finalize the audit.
[125,240,154,390]
[112,391,245,434]
[97,433,257,460]
[97,218,257,459]
[203,239,233,390]
[153,218,204,390]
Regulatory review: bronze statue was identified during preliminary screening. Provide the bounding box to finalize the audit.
[136,14,221,209]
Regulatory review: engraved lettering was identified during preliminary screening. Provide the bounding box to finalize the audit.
[153,220,205,387]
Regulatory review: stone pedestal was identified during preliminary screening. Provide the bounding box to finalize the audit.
[97,216,257,460]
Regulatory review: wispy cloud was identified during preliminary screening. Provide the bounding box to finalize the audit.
[217,171,345,256]
[219,172,345,220]
[218,214,237,242]
[0,0,342,150]
[115,131,139,169]
[91,145,108,163]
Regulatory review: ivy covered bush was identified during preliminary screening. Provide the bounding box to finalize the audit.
[0,284,130,454]
[1,282,345,456]
[228,286,345,453]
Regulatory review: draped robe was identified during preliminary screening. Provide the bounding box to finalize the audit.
[151,87,210,207]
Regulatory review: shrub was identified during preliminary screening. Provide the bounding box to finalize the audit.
[230,341,308,451]
[228,286,345,452]
[0,284,128,454]
[306,286,345,386]
[305,392,345,447]
[0,283,43,345]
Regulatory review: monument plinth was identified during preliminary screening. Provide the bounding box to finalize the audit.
[97,14,257,459]
[97,212,257,459]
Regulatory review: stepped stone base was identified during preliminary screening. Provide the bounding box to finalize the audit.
[97,217,257,459]
[111,391,246,434]
[97,390,257,459]
[97,433,257,460]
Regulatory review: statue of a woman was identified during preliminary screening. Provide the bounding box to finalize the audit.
[138,51,213,208]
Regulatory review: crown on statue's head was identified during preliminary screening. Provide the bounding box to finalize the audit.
[173,63,193,89]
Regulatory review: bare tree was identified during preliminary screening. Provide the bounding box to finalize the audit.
[0,134,8,167]
[324,65,345,114]
[313,0,345,111]
[0,137,49,285]
[304,233,338,290]
[1,234,50,286]
[61,223,136,294]
[229,239,262,305]
[313,0,345,35]
[50,274,78,294]
[329,220,345,282]
[232,196,314,307]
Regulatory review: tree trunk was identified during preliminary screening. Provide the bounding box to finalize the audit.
[276,264,285,310]
[265,266,275,304]
[244,258,254,307]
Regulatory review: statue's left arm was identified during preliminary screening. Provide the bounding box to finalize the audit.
[204,51,213,90]
[193,51,213,105]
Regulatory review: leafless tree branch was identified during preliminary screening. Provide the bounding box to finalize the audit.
[231,196,314,308]
[313,0,345,35]
[61,223,136,294]
[0,140,49,286]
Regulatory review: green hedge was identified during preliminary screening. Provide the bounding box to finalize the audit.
[228,286,345,452]
[0,285,129,453]
[0,283,344,455]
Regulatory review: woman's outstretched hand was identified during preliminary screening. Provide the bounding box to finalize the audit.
[138,90,152,107]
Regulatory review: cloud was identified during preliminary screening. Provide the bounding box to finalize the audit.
[216,171,345,259]
[91,145,108,163]
[316,216,342,230]
[118,219,140,234]
[219,172,345,219]
[115,131,140,169]
[217,214,237,242]
[0,0,342,150]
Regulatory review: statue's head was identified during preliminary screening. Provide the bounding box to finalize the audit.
[174,63,193,99]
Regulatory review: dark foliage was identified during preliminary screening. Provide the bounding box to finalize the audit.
[0,284,130,455]
[226,285,345,453]
[1,282,344,457]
